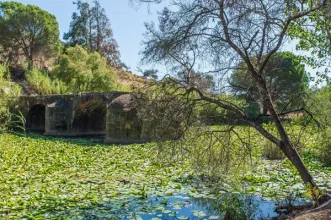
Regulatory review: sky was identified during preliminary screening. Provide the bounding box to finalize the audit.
[9,0,166,74]
[7,0,319,80]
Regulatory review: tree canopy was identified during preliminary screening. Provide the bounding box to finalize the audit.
[289,1,331,82]
[139,68,159,80]
[51,45,116,93]
[231,52,309,114]
[64,0,122,67]
[0,1,61,67]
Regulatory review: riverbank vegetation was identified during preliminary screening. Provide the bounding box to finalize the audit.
[0,62,21,132]
[0,131,330,219]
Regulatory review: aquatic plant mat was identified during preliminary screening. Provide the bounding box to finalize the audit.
[0,133,330,219]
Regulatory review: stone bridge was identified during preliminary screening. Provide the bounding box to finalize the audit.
[17,91,147,144]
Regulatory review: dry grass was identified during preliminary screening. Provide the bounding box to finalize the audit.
[114,68,149,89]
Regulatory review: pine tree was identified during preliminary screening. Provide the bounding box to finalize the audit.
[64,0,122,67]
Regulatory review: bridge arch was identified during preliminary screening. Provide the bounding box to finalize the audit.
[26,104,46,133]
[72,100,107,134]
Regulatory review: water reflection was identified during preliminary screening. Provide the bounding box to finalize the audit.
[60,193,280,219]
[115,193,278,219]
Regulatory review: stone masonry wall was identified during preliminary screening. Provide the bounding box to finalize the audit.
[18,92,128,137]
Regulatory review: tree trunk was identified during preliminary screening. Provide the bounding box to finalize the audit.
[89,18,93,51]
[96,1,101,52]
[261,85,317,189]
[28,53,33,70]
[259,99,268,115]
[280,140,316,186]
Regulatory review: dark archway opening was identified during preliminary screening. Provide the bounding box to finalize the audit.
[73,100,106,134]
[26,104,46,133]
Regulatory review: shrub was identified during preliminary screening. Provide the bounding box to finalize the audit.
[316,128,331,165]
[307,87,331,127]
[197,96,257,125]
[0,62,10,79]
[0,62,21,132]
[198,102,223,124]
[26,68,67,95]
[52,46,117,93]
[262,140,284,160]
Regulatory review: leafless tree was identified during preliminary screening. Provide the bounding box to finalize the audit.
[134,0,329,201]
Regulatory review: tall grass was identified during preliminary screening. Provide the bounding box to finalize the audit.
[0,62,21,132]
[26,68,68,95]
[0,62,9,80]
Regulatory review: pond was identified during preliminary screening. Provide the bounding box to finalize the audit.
[0,134,322,219]
[115,193,278,220]
[69,190,313,219]
[56,188,282,219]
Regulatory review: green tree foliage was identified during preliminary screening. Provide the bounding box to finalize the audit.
[26,68,68,95]
[306,86,331,165]
[52,46,116,93]
[231,52,309,114]
[142,69,158,80]
[64,0,122,67]
[308,87,331,126]
[0,1,61,67]
[289,1,331,82]
[0,62,21,132]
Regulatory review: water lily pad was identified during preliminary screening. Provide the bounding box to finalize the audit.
[192,210,206,218]
[172,205,182,210]
[163,210,172,214]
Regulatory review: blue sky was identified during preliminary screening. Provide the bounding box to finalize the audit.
[10,0,166,73]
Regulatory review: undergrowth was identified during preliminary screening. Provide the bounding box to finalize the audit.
[26,68,68,95]
[0,62,21,132]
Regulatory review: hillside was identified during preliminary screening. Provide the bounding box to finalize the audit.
[114,68,148,90]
